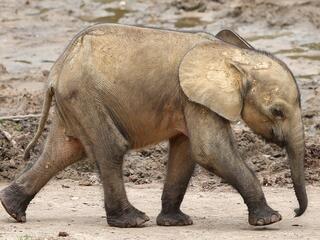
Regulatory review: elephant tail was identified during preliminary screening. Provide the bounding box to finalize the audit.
[23,85,54,160]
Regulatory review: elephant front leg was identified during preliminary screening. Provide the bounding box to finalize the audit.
[184,102,282,226]
[157,134,195,226]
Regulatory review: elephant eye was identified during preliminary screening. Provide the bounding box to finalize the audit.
[270,106,285,119]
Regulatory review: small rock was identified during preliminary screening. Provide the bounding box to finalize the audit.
[42,70,50,77]
[262,177,271,186]
[172,0,205,12]
[303,112,315,119]
[272,152,283,158]
[79,180,92,186]
[89,174,100,185]
[58,231,69,237]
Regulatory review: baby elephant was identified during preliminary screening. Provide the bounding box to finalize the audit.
[0,24,307,228]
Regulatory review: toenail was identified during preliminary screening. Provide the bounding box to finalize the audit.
[20,215,26,223]
[256,219,265,226]
[271,214,278,222]
[136,217,145,226]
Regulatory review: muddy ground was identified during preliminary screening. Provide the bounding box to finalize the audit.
[0,0,319,238]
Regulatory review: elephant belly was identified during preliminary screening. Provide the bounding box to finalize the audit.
[103,88,187,149]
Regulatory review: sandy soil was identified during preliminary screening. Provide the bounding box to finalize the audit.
[0,0,319,187]
[0,0,320,239]
[1,180,320,240]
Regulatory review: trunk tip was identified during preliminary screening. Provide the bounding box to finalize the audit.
[294,206,307,217]
[294,187,308,217]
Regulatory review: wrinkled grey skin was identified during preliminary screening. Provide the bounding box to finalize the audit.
[0,24,307,228]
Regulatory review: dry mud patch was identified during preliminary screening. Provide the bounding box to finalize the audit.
[0,118,319,190]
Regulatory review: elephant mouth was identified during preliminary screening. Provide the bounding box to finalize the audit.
[268,127,286,148]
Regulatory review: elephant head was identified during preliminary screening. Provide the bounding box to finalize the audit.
[179,30,307,216]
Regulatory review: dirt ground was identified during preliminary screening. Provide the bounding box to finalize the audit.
[0,0,320,239]
[1,180,320,240]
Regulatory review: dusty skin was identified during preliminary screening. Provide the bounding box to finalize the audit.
[0,180,320,240]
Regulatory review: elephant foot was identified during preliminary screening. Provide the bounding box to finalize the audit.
[107,206,150,228]
[248,204,282,226]
[157,210,193,226]
[0,183,34,223]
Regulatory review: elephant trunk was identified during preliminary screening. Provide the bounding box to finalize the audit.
[285,117,308,216]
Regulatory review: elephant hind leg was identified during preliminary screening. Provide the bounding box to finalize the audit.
[85,138,150,228]
[157,134,195,226]
[0,114,85,222]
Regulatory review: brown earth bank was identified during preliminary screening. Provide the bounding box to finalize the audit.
[0,118,319,189]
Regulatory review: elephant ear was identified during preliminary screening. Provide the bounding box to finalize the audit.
[216,29,253,49]
[179,42,244,121]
